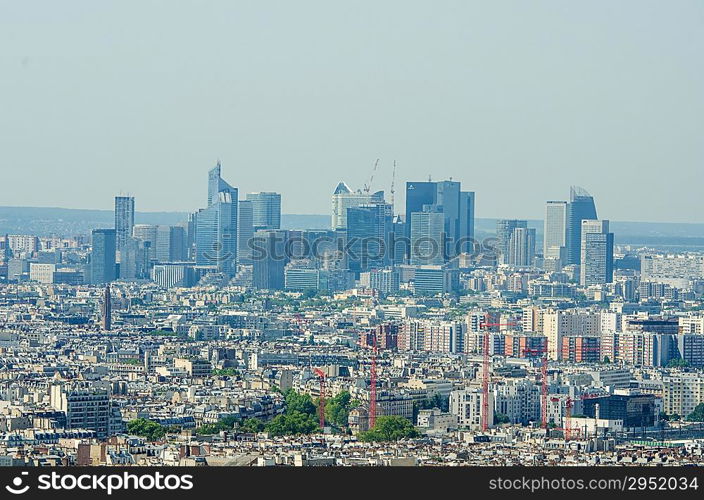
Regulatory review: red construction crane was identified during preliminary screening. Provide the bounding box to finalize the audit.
[356,330,379,429]
[369,332,378,429]
[313,368,326,429]
[478,315,518,431]
[522,343,549,430]
[564,397,574,440]
[565,392,606,440]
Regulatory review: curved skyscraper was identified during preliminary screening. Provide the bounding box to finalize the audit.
[195,162,239,276]
[566,186,597,265]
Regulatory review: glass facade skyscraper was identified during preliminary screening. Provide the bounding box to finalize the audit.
[544,201,568,262]
[114,196,134,255]
[331,182,385,230]
[405,180,475,260]
[346,202,393,273]
[247,192,281,230]
[410,206,445,265]
[196,162,239,276]
[90,229,116,285]
[496,219,528,265]
[566,186,598,265]
[580,219,614,286]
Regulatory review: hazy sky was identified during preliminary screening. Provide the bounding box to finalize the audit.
[1,1,702,222]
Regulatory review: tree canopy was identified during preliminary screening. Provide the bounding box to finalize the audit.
[686,403,704,422]
[127,418,166,441]
[359,416,420,442]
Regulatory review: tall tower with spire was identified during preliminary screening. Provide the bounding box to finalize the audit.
[101,284,112,331]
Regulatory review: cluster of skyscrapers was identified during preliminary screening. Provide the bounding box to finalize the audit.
[87,162,612,293]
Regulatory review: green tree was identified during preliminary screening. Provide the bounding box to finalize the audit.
[667,358,690,368]
[358,416,420,442]
[127,418,166,441]
[284,389,316,416]
[494,413,510,425]
[239,418,265,433]
[323,391,353,428]
[686,403,704,422]
[265,411,319,436]
[211,368,239,377]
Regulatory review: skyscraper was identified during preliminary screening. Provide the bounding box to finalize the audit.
[507,227,536,267]
[405,180,474,260]
[252,229,289,290]
[580,219,614,286]
[410,206,445,265]
[238,200,254,263]
[566,186,598,265]
[90,229,116,285]
[196,162,239,275]
[114,196,134,256]
[496,220,528,265]
[459,191,476,252]
[544,201,568,262]
[247,192,281,230]
[132,224,158,262]
[346,202,393,273]
[155,225,186,262]
[101,284,111,330]
[331,182,384,230]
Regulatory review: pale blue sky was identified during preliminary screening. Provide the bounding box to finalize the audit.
[1,1,702,222]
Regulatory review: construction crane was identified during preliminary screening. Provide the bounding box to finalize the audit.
[369,332,378,429]
[313,368,326,429]
[564,392,605,440]
[390,160,397,214]
[363,158,380,194]
[357,330,379,429]
[522,343,549,430]
[564,397,574,440]
[479,314,518,431]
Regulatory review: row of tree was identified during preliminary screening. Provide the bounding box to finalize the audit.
[127,389,421,442]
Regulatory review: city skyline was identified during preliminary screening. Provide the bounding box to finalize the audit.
[1,1,703,223]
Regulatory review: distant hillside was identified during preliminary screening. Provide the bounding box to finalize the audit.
[0,207,702,249]
[476,217,704,250]
[0,206,331,237]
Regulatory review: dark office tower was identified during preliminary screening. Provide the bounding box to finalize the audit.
[459,191,475,253]
[507,227,536,266]
[495,220,527,265]
[238,200,254,263]
[566,186,598,265]
[346,202,393,274]
[155,225,186,262]
[405,182,437,238]
[405,180,469,260]
[435,180,461,242]
[90,229,116,285]
[101,284,112,331]
[247,192,281,230]
[252,229,289,290]
[196,162,238,276]
[114,196,135,256]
